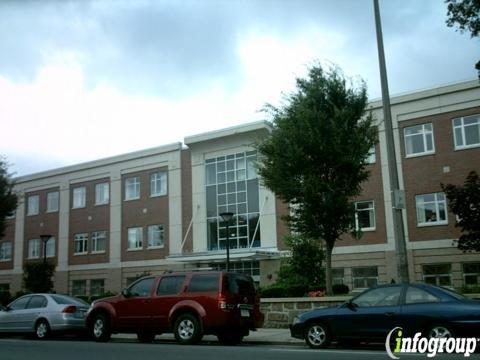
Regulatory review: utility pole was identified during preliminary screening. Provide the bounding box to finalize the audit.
[373,0,409,282]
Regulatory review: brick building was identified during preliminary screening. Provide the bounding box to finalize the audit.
[0,79,479,296]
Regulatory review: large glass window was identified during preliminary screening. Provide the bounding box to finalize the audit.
[205,151,261,251]
[95,183,109,205]
[355,201,375,231]
[332,268,345,285]
[150,171,168,197]
[28,239,40,259]
[91,231,106,253]
[366,146,376,164]
[125,176,140,200]
[90,279,105,296]
[416,192,448,226]
[47,191,59,212]
[72,280,86,296]
[404,123,435,157]
[148,225,164,248]
[74,233,88,255]
[210,261,260,277]
[27,195,39,216]
[423,264,452,287]
[463,263,480,286]
[0,241,12,261]
[352,266,378,289]
[128,227,143,250]
[453,114,480,150]
[45,237,55,257]
[72,187,86,208]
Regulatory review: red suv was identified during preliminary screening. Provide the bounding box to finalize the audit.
[86,271,264,345]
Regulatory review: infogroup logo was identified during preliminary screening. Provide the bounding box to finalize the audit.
[385,327,478,359]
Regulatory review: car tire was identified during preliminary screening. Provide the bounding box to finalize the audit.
[217,330,244,345]
[137,331,155,343]
[91,313,111,342]
[305,322,331,349]
[34,319,51,340]
[173,313,202,345]
[427,324,454,339]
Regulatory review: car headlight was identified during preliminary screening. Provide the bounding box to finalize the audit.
[292,316,301,325]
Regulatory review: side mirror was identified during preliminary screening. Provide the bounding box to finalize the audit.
[346,300,357,310]
[121,289,130,298]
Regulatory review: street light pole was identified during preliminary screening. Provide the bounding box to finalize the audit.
[219,212,234,272]
[40,235,52,268]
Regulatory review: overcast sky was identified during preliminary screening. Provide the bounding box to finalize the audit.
[1,0,478,177]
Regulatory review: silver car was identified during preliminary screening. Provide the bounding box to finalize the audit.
[0,293,89,339]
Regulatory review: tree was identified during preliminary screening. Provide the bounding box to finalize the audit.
[0,157,17,239]
[256,64,377,295]
[445,0,480,75]
[442,171,480,252]
[23,261,55,293]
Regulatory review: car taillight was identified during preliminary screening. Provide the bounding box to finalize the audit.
[62,306,77,313]
[218,296,227,310]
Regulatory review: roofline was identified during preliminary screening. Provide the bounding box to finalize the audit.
[184,120,273,146]
[368,78,479,110]
[15,142,183,184]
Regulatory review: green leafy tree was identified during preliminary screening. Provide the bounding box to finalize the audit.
[257,64,377,295]
[0,157,17,238]
[23,261,56,293]
[276,234,325,290]
[442,171,480,252]
[445,0,480,74]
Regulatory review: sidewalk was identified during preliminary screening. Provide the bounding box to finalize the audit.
[112,328,304,345]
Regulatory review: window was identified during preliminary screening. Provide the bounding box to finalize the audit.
[129,277,154,297]
[352,266,378,289]
[90,279,105,296]
[28,239,40,259]
[47,191,59,212]
[423,264,452,287]
[148,225,164,248]
[72,187,86,208]
[332,268,345,285]
[74,233,88,255]
[27,195,39,216]
[0,241,12,261]
[127,227,143,250]
[125,176,140,200]
[95,183,109,205]
[187,274,219,293]
[45,237,55,257]
[26,295,47,309]
[10,296,30,310]
[210,261,260,277]
[0,283,9,293]
[72,280,87,296]
[405,286,440,304]
[453,114,480,150]
[91,231,106,253]
[404,123,434,157]
[157,276,185,296]
[205,152,261,251]
[366,146,376,164]
[416,192,448,226]
[355,201,375,231]
[150,171,167,197]
[5,210,15,219]
[352,286,401,307]
[463,263,480,286]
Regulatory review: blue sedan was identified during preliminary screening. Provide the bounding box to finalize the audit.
[290,283,480,348]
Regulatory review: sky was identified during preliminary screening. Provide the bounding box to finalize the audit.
[0,0,478,177]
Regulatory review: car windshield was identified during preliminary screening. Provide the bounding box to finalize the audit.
[50,294,89,306]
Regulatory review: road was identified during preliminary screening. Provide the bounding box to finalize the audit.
[0,337,468,360]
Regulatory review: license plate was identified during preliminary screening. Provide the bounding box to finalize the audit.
[240,309,250,317]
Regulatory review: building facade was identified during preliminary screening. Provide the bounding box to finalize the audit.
[0,80,479,296]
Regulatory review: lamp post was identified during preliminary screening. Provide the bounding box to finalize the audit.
[219,212,234,272]
[40,235,52,267]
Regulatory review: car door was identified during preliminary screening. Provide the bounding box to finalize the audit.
[23,295,48,330]
[150,275,186,330]
[0,296,32,332]
[115,277,156,330]
[333,285,403,341]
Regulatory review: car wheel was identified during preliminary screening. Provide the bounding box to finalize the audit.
[174,314,202,345]
[35,319,50,340]
[217,331,244,345]
[428,324,454,339]
[305,322,331,349]
[91,313,111,342]
[137,331,155,343]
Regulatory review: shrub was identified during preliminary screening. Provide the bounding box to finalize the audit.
[461,285,480,294]
[0,291,11,306]
[332,284,350,295]
[259,284,309,298]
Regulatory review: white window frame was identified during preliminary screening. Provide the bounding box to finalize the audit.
[415,192,448,227]
[423,264,452,287]
[27,195,39,216]
[72,187,86,209]
[45,237,55,258]
[352,266,378,290]
[74,233,88,255]
[127,227,143,250]
[125,177,140,201]
[0,241,12,261]
[453,114,480,150]
[462,262,480,287]
[90,279,105,296]
[404,123,435,157]
[95,182,110,205]
[28,239,40,259]
[354,200,376,231]
[71,280,87,296]
[147,225,164,249]
[46,191,59,213]
[91,231,107,254]
[150,171,168,197]
[366,146,376,164]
